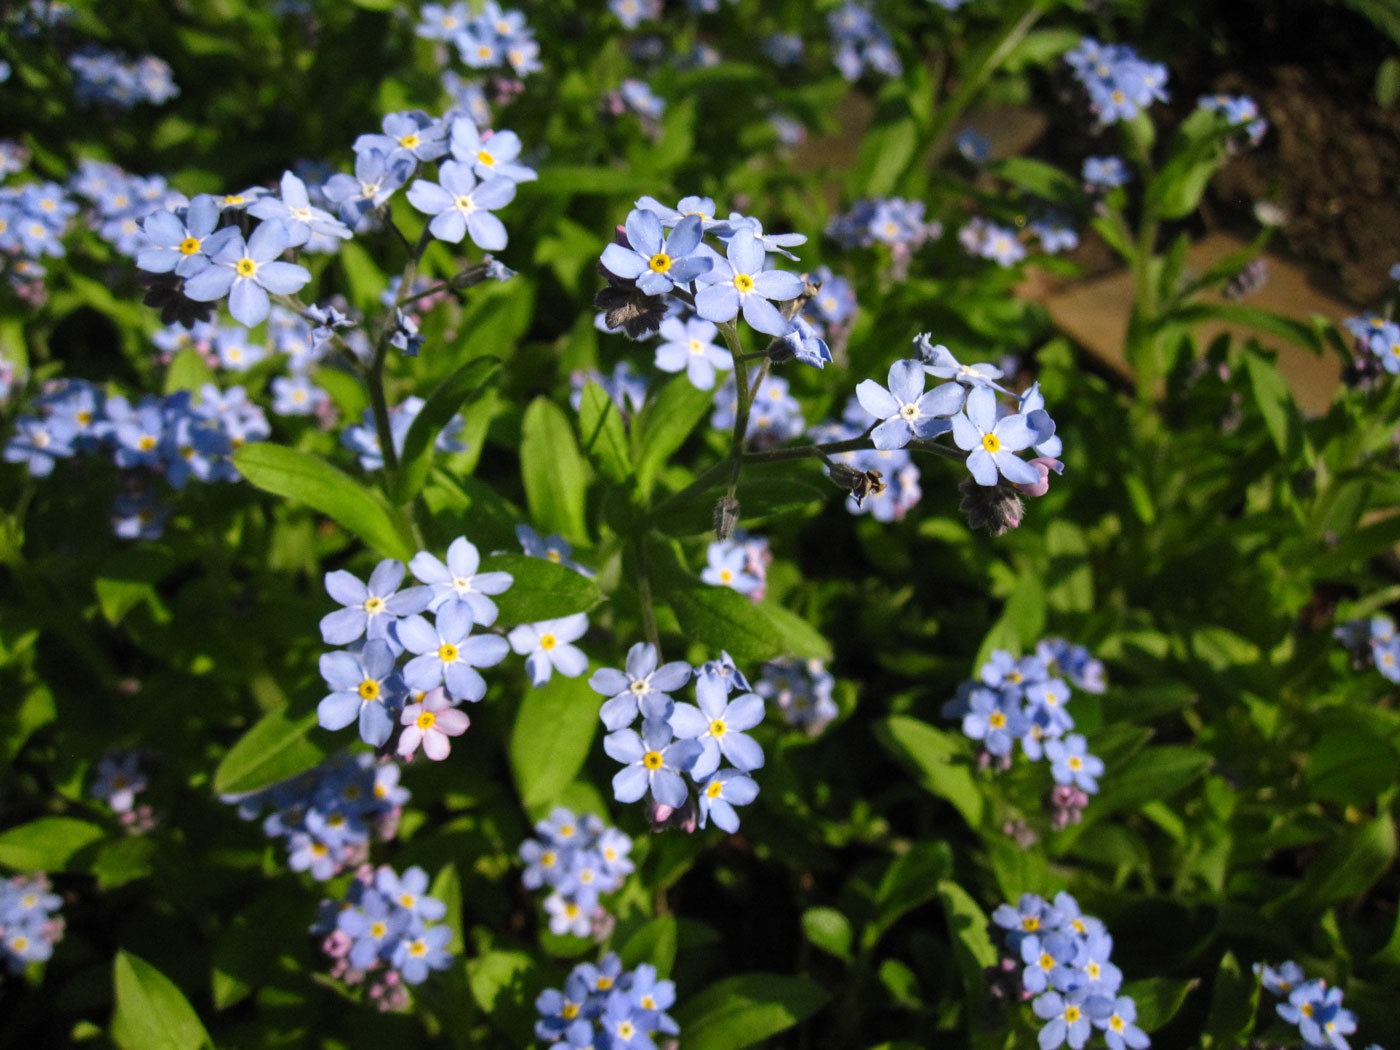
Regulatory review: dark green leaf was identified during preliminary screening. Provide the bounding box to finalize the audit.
[872,717,983,827]
[212,705,327,798]
[0,817,104,871]
[619,914,679,974]
[666,585,785,663]
[866,842,953,947]
[578,380,633,484]
[395,356,499,503]
[634,375,714,491]
[1121,977,1199,1032]
[509,675,600,809]
[1201,951,1258,1048]
[112,950,212,1050]
[802,907,853,961]
[520,397,589,543]
[672,973,829,1050]
[233,442,415,559]
[479,554,600,625]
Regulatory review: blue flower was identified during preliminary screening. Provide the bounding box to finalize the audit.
[777,316,832,369]
[337,889,407,969]
[697,651,751,696]
[320,559,432,645]
[391,924,453,984]
[951,386,1041,486]
[669,689,765,779]
[601,209,712,296]
[591,642,692,731]
[407,160,516,249]
[697,768,759,832]
[634,193,730,233]
[1033,987,1108,1050]
[182,219,312,327]
[991,893,1064,953]
[376,865,447,922]
[317,639,406,747]
[449,117,537,182]
[1083,156,1130,188]
[353,110,449,164]
[408,536,514,625]
[1070,930,1123,996]
[655,316,732,389]
[694,227,803,337]
[4,416,77,476]
[508,614,590,685]
[1021,931,1078,994]
[1045,734,1103,794]
[628,962,679,1032]
[856,358,965,451]
[516,523,593,575]
[961,686,1029,757]
[397,603,510,701]
[322,148,412,231]
[605,717,702,807]
[702,542,762,594]
[1094,995,1150,1050]
[248,171,352,247]
[136,194,238,278]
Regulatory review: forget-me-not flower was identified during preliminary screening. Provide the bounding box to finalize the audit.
[590,642,692,731]
[605,718,702,807]
[407,160,516,249]
[697,769,759,832]
[397,603,510,701]
[601,209,712,296]
[136,194,237,278]
[951,385,1041,486]
[409,535,514,625]
[508,613,590,685]
[320,559,432,645]
[856,359,965,451]
[317,639,405,747]
[182,219,312,327]
[669,689,765,779]
[694,227,803,337]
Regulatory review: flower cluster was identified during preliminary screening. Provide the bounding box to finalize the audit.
[313,864,454,1009]
[317,541,513,751]
[1065,39,1169,125]
[3,380,269,540]
[595,646,763,831]
[69,47,178,108]
[1082,156,1130,190]
[89,752,156,833]
[702,532,770,598]
[1256,961,1377,1050]
[829,2,901,81]
[959,218,1028,267]
[755,657,838,734]
[943,639,1106,826]
[519,808,633,938]
[225,752,408,881]
[1342,314,1400,377]
[827,197,939,256]
[990,892,1149,1050]
[711,372,807,448]
[596,195,808,343]
[535,953,680,1047]
[1,875,64,972]
[1334,613,1400,683]
[415,1,540,77]
[1197,93,1267,147]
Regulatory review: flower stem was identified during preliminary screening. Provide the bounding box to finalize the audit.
[633,538,661,651]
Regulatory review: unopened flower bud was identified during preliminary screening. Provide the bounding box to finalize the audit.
[1013,457,1064,499]
[826,462,885,506]
[713,494,740,540]
[958,478,1024,536]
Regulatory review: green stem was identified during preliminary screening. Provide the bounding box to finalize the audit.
[746,435,967,465]
[367,227,436,488]
[633,539,661,650]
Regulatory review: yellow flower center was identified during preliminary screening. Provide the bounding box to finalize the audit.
[688,339,704,355]
[596,976,614,990]
[1087,962,1100,978]
[439,643,459,663]
[719,569,734,584]
[648,252,673,274]
[409,940,427,957]
[370,921,387,938]
[1068,756,1084,771]
[1302,1004,1314,1018]
[558,824,575,837]
[416,711,436,730]
[546,549,562,563]
[1111,90,1126,104]
[364,596,386,614]
[707,780,724,798]
[399,134,421,149]
[1072,918,1086,933]
[982,433,1001,453]
[235,258,257,278]
[1021,916,1039,931]
[477,150,495,166]
[1040,953,1055,971]
[541,851,556,867]
[563,1003,580,1019]
[617,1022,635,1039]
[138,435,157,452]
[540,633,557,651]
[358,679,380,701]
[564,902,580,918]
[1064,1006,1081,1023]
[179,236,201,255]
[12,936,28,951]
[709,719,728,738]
[400,894,416,908]
[641,995,657,1009]
[989,712,1006,729]
[1110,1016,1125,1032]
[292,389,307,403]
[477,45,493,59]
[733,273,755,293]
[642,750,664,770]
[223,194,245,206]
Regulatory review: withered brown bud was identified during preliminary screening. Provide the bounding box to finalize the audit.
[594,283,669,339]
[958,478,1024,536]
[139,272,216,327]
[713,494,740,540]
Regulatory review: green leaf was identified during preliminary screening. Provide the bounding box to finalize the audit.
[1243,347,1303,459]
[992,157,1083,207]
[211,892,305,1010]
[872,716,983,827]
[759,602,833,661]
[520,397,589,543]
[802,907,853,961]
[649,474,828,536]
[1270,815,1397,916]
[430,863,466,955]
[866,842,953,948]
[466,948,537,1040]
[164,347,215,395]
[336,238,387,312]
[394,357,499,503]
[666,585,785,663]
[1089,745,1211,817]
[1307,728,1399,808]
[939,880,997,1007]
[672,973,829,1050]
[479,554,600,626]
[1201,951,1258,1048]
[509,675,600,809]
[233,442,414,559]
[0,817,103,871]
[1163,304,1323,354]
[1121,977,1199,1032]
[634,374,714,492]
[1144,136,1222,220]
[578,380,633,484]
[111,950,212,1050]
[618,914,679,974]
[211,705,327,798]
